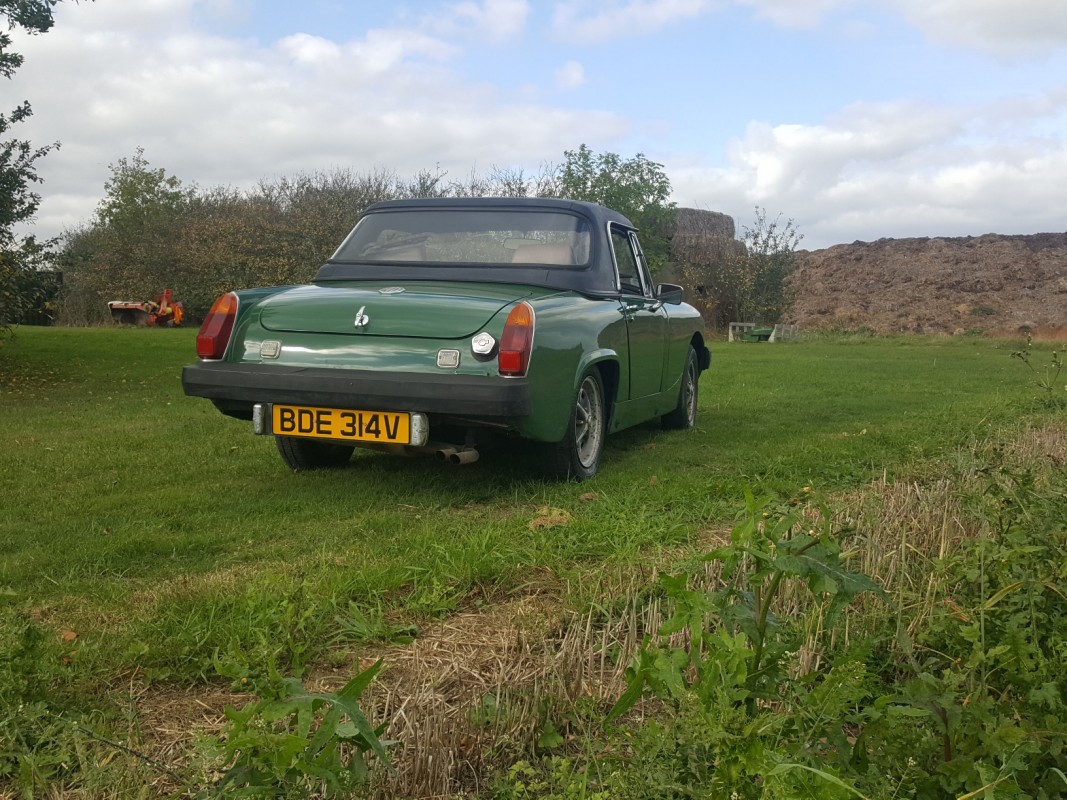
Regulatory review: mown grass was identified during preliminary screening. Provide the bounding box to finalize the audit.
[0,328,1032,610]
[1,326,1062,797]
[0,329,1042,642]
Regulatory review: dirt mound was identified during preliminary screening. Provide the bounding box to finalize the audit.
[787,233,1067,337]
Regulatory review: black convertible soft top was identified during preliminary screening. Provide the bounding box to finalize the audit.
[313,197,637,296]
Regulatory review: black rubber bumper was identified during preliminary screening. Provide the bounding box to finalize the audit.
[182,361,531,417]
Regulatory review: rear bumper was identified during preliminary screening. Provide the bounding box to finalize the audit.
[181,361,531,419]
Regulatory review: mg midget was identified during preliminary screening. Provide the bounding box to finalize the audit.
[182,197,710,479]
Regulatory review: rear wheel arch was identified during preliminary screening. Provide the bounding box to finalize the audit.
[544,366,608,481]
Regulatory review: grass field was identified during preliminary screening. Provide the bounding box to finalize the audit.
[1,326,1064,798]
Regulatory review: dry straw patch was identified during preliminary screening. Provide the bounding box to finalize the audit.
[129,550,729,797]
[1005,420,1067,470]
[338,553,732,797]
[840,477,977,649]
[130,585,651,798]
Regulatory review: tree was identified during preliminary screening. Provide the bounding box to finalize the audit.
[675,207,803,328]
[55,148,191,322]
[96,147,189,234]
[736,207,803,324]
[555,144,676,269]
[0,0,61,328]
[0,0,55,80]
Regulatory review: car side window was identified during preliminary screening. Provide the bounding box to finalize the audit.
[610,226,643,295]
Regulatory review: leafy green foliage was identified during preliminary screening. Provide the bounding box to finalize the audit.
[56,146,678,322]
[0,233,58,325]
[58,162,560,321]
[55,148,192,323]
[555,143,675,269]
[738,207,803,323]
[603,489,882,797]
[0,1,55,80]
[204,659,391,798]
[1,2,61,332]
[677,206,802,328]
[502,467,1065,799]
[888,466,1067,798]
[0,609,86,797]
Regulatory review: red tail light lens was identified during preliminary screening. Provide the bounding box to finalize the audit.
[196,292,239,359]
[498,301,534,376]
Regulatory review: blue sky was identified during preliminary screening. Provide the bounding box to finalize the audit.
[9,0,1067,248]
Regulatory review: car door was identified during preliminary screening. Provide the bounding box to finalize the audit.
[610,224,669,400]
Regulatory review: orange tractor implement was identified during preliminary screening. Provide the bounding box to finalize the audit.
[108,289,184,327]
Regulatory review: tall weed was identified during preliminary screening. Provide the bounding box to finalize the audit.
[889,466,1067,797]
[200,658,391,798]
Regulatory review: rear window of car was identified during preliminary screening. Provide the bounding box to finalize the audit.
[331,210,592,267]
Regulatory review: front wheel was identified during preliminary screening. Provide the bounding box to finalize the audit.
[545,370,606,481]
[662,346,699,430]
[275,436,354,470]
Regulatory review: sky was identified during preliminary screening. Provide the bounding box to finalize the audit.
[7,0,1067,249]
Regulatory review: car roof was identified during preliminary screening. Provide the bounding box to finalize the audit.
[362,196,636,230]
[313,197,636,295]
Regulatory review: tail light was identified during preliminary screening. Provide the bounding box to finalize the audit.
[498,301,534,376]
[196,292,239,359]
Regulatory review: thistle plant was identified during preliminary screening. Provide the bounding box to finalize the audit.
[1011,335,1065,408]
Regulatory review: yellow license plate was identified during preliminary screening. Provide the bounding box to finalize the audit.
[271,404,411,444]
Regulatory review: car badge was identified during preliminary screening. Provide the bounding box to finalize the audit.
[354,305,370,328]
[379,286,405,295]
[437,349,460,369]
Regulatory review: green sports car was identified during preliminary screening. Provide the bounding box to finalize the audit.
[182,197,710,479]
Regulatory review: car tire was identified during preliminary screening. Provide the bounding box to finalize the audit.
[661,346,699,430]
[545,369,606,481]
[275,436,354,470]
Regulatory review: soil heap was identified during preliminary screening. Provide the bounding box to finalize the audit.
[787,233,1067,337]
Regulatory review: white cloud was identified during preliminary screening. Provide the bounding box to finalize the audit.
[68,0,198,35]
[433,0,529,42]
[8,1,623,238]
[892,0,1067,58]
[199,0,254,27]
[277,33,341,65]
[346,28,459,71]
[737,0,851,29]
[738,0,1067,56]
[552,0,716,43]
[8,0,1067,250]
[673,94,1067,247]
[551,0,1067,56]
[555,60,585,90]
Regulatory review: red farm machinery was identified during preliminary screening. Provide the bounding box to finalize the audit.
[107,289,184,327]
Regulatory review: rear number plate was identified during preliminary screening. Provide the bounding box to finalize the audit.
[272,404,411,444]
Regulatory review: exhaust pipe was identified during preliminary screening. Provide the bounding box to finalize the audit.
[448,448,479,465]
[434,446,479,465]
